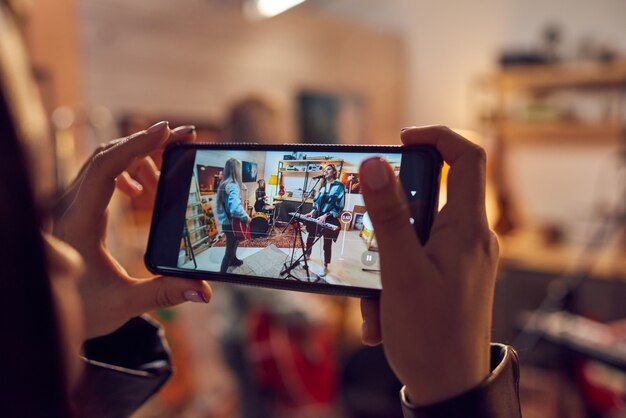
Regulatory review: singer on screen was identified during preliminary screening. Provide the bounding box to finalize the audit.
[303,164,345,278]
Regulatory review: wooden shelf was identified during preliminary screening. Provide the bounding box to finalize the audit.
[481,59,626,239]
[496,121,626,143]
[279,170,323,175]
[280,159,343,164]
[188,225,207,234]
[186,213,205,219]
[486,59,626,92]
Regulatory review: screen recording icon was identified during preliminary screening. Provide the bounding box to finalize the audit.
[361,251,378,266]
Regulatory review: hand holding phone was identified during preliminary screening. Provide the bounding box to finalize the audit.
[358,126,499,406]
[53,122,211,339]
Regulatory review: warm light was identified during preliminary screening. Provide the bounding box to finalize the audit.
[268,174,279,204]
[245,0,306,18]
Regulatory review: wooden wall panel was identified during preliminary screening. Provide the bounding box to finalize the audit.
[78,0,405,144]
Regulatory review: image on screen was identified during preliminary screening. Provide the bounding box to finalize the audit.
[177,149,426,290]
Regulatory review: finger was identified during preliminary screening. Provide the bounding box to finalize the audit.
[360,298,382,346]
[54,137,131,219]
[116,171,144,197]
[359,157,425,264]
[132,156,160,194]
[400,125,487,219]
[125,276,212,316]
[120,125,194,193]
[169,125,197,145]
[73,121,170,223]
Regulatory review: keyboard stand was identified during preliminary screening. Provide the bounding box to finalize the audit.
[280,220,324,282]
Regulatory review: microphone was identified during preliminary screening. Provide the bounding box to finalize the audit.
[311,174,325,180]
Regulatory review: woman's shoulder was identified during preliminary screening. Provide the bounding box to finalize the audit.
[224,182,240,193]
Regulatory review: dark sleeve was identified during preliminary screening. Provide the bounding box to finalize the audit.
[400,344,521,418]
[331,183,345,218]
[73,316,172,418]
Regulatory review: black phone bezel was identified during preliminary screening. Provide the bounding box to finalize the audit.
[145,142,442,298]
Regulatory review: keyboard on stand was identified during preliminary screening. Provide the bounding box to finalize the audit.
[288,212,340,231]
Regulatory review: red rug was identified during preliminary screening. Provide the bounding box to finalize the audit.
[214,223,305,248]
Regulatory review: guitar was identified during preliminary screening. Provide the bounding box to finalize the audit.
[231,217,250,241]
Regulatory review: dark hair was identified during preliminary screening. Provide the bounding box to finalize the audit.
[0,61,72,417]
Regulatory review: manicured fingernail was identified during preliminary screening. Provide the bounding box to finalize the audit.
[184,290,209,304]
[401,126,417,132]
[362,321,377,346]
[172,125,196,134]
[361,157,390,191]
[146,121,169,134]
[129,178,143,191]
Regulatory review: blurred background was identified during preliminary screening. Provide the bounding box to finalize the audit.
[22,0,626,416]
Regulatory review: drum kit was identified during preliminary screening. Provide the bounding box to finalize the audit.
[249,205,276,239]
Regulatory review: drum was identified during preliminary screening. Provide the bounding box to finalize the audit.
[250,212,270,238]
[263,205,276,224]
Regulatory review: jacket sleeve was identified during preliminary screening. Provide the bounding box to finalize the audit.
[400,344,521,418]
[226,183,249,220]
[330,183,345,218]
[73,316,172,418]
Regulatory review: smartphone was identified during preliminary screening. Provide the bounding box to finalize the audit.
[145,143,441,298]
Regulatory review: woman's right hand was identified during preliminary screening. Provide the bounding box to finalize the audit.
[358,126,499,406]
[53,122,212,340]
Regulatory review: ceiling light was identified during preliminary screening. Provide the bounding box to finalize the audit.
[244,0,306,19]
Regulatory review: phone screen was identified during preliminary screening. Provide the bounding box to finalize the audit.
[146,144,440,296]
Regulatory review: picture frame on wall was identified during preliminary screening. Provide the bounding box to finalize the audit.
[242,161,258,183]
[353,212,364,231]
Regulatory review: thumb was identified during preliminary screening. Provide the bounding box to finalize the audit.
[359,157,425,264]
[126,276,212,315]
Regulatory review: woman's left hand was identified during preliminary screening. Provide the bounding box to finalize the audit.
[317,214,328,224]
[54,121,212,340]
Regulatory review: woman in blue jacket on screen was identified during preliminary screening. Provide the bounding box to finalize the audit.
[216,157,251,273]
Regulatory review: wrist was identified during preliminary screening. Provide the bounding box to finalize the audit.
[403,345,490,406]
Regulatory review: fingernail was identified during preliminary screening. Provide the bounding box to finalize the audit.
[401,126,417,132]
[129,178,143,191]
[361,157,390,191]
[146,121,169,134]
[362,321,369,340]
[362,321,377,346]
[184,290,209,304]
[172,125,196,134]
